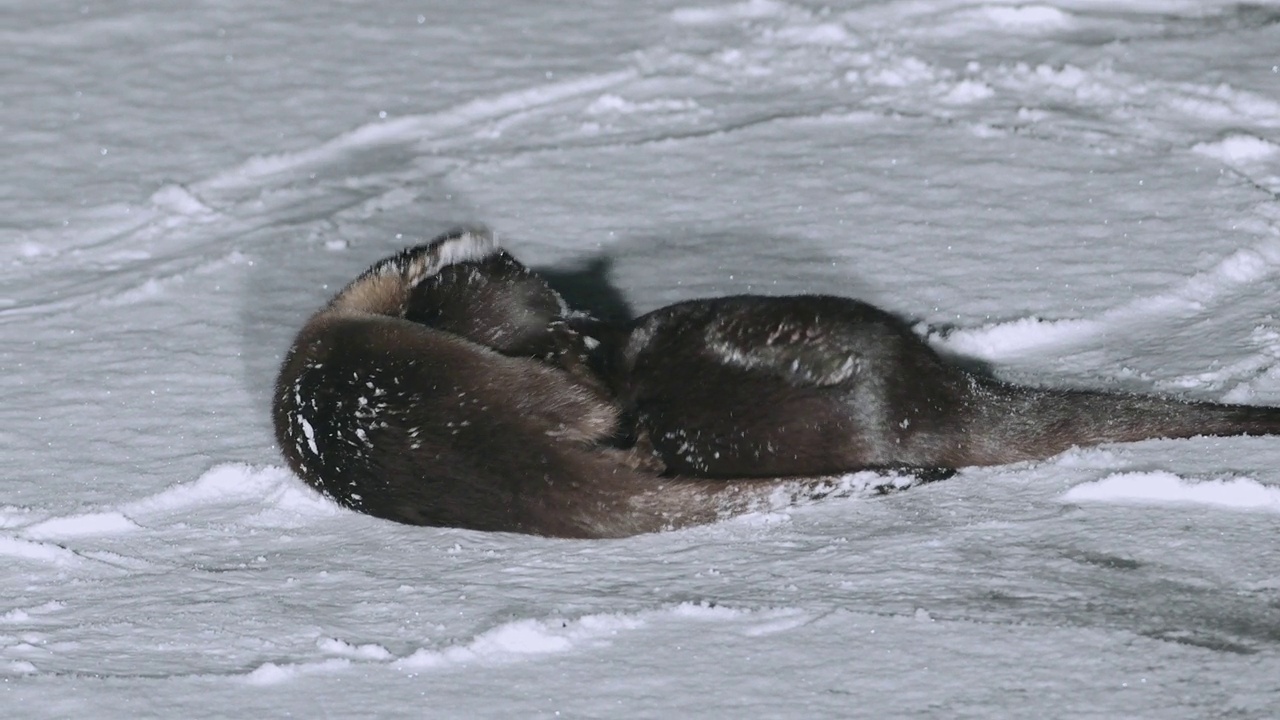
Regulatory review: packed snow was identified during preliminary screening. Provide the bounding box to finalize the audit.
[3,0,1279,717]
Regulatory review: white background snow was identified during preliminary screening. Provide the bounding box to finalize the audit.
[4,0,1280,716]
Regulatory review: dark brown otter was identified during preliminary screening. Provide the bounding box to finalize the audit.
[274,230,1280,537]
[603,294,1280,478]
[271,228,854,538]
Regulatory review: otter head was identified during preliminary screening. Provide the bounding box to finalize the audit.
[404,243,571,358]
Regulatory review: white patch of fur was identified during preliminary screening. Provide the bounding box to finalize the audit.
[328,227,502,316]
[397,226,501,288]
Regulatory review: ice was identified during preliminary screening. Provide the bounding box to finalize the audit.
[1063,471,1280,513]
[393,604,809,670]
[0,535,90,566]
[148,184,215,217]
[1193,134,1280,165]
[0,603,66,624]
[395,614,640,669]
[981,5,1073,30]
[316,637,395,661]
[939,79,996,104]
[243,658,353,686]
[121,464,296,518]
[2,661,39,676]
[4,0,1280,717]
[936,315,1103,361]
[584,94,702,116]
[21,512,140,540]
[672,0,789,25]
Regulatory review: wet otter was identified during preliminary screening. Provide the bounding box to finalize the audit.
[273,230,1280,537]
[271,228,855,538]
[602,294,1280,478]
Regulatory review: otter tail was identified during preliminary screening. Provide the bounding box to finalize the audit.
[958,378,1280,465]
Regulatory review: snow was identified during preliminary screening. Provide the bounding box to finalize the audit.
[1062,471,1280,512]
[3,0,1280,717]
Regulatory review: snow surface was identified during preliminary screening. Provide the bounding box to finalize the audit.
[4,0,1280,717]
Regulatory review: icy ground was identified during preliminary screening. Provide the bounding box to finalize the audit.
[4,0,1280,717]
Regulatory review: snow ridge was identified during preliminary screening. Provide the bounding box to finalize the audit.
[935,236,1280,362]
[1064,471,1280,513]
[241,602,814,684]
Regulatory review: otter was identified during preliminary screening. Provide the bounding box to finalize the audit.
[271,228,855,538]
[274,230,1280,537]
[600,294,1280,478]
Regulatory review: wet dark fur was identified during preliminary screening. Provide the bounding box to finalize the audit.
[274,229,1280,537]
[601,295,1280,478]
[272,229,848,538]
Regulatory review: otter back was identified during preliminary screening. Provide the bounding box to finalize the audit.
[613,295,1280,477]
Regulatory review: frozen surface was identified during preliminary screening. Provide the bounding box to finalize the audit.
[3,0,1280,717]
